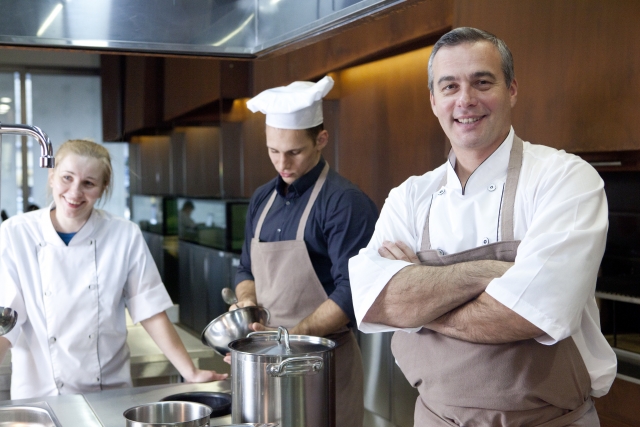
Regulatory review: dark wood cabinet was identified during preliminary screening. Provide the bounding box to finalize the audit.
[130,135,172,195]
[100,55,125,142]
[124,56,164,135]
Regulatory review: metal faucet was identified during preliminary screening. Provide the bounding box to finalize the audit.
[0,123,55,168]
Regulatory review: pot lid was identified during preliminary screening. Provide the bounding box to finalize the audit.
[228,326,335,356]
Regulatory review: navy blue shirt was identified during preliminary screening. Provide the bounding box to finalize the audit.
[235,158,378,326]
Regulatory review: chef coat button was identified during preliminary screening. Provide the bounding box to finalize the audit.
[488,184,497,192]
[277,229,281,233]
[437,188,446,195]
[482,237,490,245]
[49,337,56,344]
[89,334,93,339]
[57,381,64,389]
[285,201,290,206]
[39,242,46,247]
[437,249,446,256]
[44,291,51,296]
[89,240,93,245]
[96,377,100,382]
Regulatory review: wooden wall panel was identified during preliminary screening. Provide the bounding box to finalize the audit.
[164,57,220,121]
[453,0,640,153]
[253,0,453,93]
[335,46,447,208]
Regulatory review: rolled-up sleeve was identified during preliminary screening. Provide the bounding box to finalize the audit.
[485,154,608,344]
[349,174,439,333]
[124,226,173,324]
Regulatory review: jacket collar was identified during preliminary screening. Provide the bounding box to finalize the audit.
[41,202,99,246]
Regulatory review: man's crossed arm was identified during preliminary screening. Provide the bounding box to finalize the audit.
[364,241,543,344]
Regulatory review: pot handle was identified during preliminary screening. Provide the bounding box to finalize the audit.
[267,356,324,377]
[248,326,291,352]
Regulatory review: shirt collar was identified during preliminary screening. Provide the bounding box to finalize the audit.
[276,157,326,199]
[446,127,515,193]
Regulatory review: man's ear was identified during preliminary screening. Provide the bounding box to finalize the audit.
[316,130,329,150]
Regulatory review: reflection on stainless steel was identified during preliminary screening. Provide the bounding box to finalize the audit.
[0,0,406,56]
[0,307,18,336]
[201,306,270,356]
[0,401,63,427]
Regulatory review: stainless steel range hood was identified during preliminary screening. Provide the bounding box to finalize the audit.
[0,0,408,58]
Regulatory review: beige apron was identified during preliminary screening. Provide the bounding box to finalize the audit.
[251,163,364,427]
[391,137,598,427]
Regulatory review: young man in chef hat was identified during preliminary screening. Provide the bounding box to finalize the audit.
[231,76,378,427]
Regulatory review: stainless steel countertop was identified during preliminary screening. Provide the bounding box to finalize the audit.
[0,381,233,427]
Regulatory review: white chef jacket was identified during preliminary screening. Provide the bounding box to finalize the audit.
[349,128,617,397]
[0,206,173,399]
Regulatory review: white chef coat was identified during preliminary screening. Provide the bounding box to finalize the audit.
[0,206,173,399]
[349,128,617,397]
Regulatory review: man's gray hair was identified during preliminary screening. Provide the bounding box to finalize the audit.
[428,27,515,93]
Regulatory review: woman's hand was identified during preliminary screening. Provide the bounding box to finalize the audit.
[183,368,228,383]
[378,240,420,264]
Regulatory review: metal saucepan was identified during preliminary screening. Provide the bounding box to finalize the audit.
[201,289,270,356]
[123,401,212,427]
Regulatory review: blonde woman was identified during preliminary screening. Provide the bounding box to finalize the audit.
[0,139,226,400]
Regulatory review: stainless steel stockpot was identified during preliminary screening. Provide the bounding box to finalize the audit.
[229,327,336,427]
[123,401,212,427]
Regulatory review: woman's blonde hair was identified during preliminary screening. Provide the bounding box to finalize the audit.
[52,139,113,201]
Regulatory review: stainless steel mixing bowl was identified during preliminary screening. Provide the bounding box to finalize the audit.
[123,401,212,427]
[200,306,270,356]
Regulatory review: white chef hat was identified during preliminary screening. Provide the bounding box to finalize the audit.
[246,76,334,130]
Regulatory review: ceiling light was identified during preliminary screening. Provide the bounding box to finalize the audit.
[37,3,64,37]
[212,13,254,47]
[0,97,11,103]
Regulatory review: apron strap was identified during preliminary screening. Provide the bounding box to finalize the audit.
[253,162,331,242]
[296,162,330,240]
[254,190,278,239]
[420,136,524,251]
[500,136,523,242]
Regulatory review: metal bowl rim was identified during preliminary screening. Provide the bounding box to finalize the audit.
[200,306,270,346]
[123,401,213,421]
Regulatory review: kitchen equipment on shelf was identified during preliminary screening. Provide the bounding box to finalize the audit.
[0,307,17,336]
[229,326,336,427]
[161,392,232,418]
[123,401,212,427]
[201,289,270,357]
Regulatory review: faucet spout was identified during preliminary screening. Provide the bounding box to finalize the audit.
[0,122,55,168]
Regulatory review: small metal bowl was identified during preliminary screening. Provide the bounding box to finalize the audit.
[123,401,211,427]
[201,306,270,356]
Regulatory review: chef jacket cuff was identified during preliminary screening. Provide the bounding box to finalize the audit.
[486,282,563,344]
[127,285,174,325]
[349,250,414,331]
